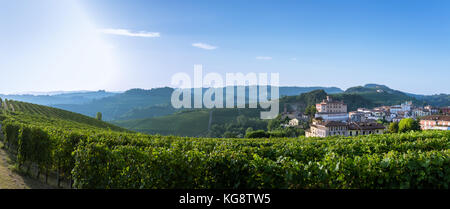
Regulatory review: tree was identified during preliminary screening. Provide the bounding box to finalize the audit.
[388,122,399,133]
[398,118,420,133]
[267,115,287,131]
[245,127,254,135]
[96,112,102,121]
[245,130,269,138]
[304,105,317,117]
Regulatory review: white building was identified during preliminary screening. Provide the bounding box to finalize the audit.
[315,96,348,122]
[288,118,300,127]
[420,115,450,130]
[412,108,431,118]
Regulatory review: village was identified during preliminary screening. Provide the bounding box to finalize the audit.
[281,96,450,138]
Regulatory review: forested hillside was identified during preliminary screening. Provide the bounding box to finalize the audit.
[52,86,343,121]
[0,90,117,105]
[113,88,419,137]
[53,88,174,121]
[3,84,449,137]
[4,85,448,124]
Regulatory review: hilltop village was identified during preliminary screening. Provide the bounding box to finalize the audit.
[281,96,450,138]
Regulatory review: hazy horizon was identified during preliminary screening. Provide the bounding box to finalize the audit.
[1,83,448,96]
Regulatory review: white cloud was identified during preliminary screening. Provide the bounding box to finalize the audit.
[192,43,217,50]
[256,56,272,60]
[98,28,160,38]
[291,57,297,61]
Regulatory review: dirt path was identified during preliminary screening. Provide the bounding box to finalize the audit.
[0,148,54,189]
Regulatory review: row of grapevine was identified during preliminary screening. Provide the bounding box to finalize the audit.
[1,111,449,189]
[1,99,128,132]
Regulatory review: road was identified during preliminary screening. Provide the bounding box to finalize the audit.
[0,147,53,189]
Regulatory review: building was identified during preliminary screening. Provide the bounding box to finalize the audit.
[347,122,386,136]
[306,120,348,137]
[412,108,431,118]
[424,105,439,114]
[288,118,300,127]
[440,107,450,115]
[350,107,390,122]
[316,96,347,113]
[374,106,390,112]
[420,115,450,130]
[306,120,386,138]
[315,96,348,121]
[390,105,402,114]
[349,111,366,122]
[389,101,412,114]
[401,101,412,112]
[368,110,387,121]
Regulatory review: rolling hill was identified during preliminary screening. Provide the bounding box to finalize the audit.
[2,84,448,137]
[0,90,118,105]
[112,85,436,137]
[0,98,128,132]
[343,84,422,106]
[53,87,175,121]
[113,108,264,137]
[52,86,343,121]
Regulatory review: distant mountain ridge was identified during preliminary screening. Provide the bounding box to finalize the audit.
[2,84,449,137]
[0,90,118,106]
[344,84,450,107]
[2,84,449,122]
[52,86,344,121]
[111,87,412,137]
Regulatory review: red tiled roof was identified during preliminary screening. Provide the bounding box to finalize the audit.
[421,115,450,121]
[348,122,385,130]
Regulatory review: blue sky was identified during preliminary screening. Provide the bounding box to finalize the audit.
[1,0,449,94]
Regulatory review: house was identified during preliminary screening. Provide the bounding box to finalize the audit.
[347,122,386,136]
[306,120,348,137]
[349,111,366,122]
[390,101,412,114]
[305,120,386,138]
[401,101,412,112]
[440,107,450,115]
[350,107,390,122]
[424,105,439,114]
[315,96,348,121]
[368,110,386,121]
[288,118,300,127]
[374,106,390,112]
[390,105,402,114]
[420,115,450,130]
[412,108,431,118]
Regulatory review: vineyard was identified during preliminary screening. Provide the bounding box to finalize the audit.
[0,98,127,132]
[0,98,449,189]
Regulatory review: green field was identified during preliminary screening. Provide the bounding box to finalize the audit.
[113,108,263,137]
[114,110,211,136]
[1,99,127,132]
